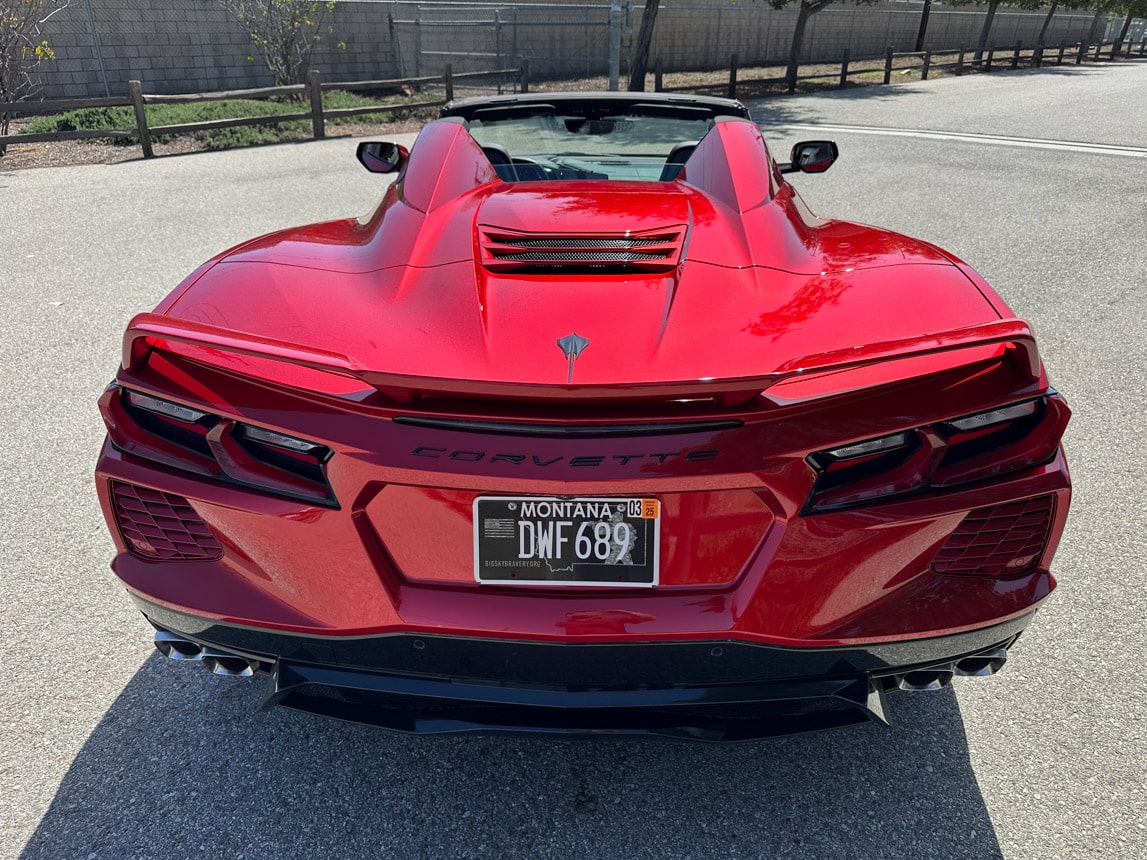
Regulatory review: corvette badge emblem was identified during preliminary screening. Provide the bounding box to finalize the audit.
[556,333,590,383]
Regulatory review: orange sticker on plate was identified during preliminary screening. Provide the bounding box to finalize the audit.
[641,499,660,519]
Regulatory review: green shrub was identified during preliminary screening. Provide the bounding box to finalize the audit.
[21,91,407,149]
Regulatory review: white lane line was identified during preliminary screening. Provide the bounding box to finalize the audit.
[771,123,1147,157]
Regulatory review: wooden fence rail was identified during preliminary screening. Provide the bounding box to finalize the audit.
[3,39,1145,156]
[652,36,1147,99]
[0,65,523,158]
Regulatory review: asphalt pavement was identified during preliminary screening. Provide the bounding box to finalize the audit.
[2,61,1145,859]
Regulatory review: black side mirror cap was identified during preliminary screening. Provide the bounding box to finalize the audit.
[778,140,839,175]
[356,141,409,174]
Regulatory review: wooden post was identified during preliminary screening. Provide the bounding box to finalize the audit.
[1093,42,1101,61]
[1076,42,1085,64]
[129,80,153,159]
[519,59,529,94]
[654,57,663,92]
[883,46,894,85]
[985,46,994,71]
[444,63,453,102]
[838,50,849,89]
[1011,41,1021,70]
[308,70,324,139]
[1057,43,1066,65]
[921,46,931,80]
[728,54,737,99]
[957,47,965,76]
[1034,44,1043,69]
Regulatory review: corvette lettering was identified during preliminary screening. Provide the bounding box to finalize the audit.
[410,447,719,465]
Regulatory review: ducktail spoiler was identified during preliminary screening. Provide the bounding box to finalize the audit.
[123,313,1040,406]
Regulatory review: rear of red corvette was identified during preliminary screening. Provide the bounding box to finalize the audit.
[95,94,1071,740]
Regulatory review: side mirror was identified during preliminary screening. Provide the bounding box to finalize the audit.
[356,141,409,174]
[779,140,839,175]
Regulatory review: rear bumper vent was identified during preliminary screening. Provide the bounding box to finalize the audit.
[480,228,685,273]
[931,495,1055,577]
[110,481,222,561]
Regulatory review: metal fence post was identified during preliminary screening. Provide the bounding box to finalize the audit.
[81,0,111,98]
[495,10,503,71]
[728,54,737,99]
[608,0,622,91]
[986,46,994,71]
[308,70,324,139]
[129,80,153,159]
[654,57,663,92]
[839,50,849,89]
[1076,42,1085,64]
[1057,43,1066,65]
[414,16,422,77]
[957,47,965,76]
[520,60,529,94]
[922,46,931,80]
[1034,44,1043,69]
[444,64,453,102]
[1011,41,1021,70]
[883,46,894,85]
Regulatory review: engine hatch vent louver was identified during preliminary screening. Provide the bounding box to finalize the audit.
[480,228,685,274]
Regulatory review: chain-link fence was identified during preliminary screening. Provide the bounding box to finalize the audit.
[32,0,1133,100]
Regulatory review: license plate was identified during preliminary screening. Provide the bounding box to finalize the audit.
[474,496,660,586]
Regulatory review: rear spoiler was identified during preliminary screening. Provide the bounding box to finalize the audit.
[123,313,1040,406]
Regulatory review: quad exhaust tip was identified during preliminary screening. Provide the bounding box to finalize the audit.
[896,647,1009,691]
[896,669,954,692]
[954,648,1009,677]
[153,630,258,676]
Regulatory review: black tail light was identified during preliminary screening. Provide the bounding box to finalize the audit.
[804,394,1069,514]
[100,386,336,506]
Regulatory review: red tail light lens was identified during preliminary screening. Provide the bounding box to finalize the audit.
[805,394,1069,514]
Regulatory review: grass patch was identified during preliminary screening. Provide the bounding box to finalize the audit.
[22,90,415,148]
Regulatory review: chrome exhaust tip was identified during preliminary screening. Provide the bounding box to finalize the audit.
[896,669,954,692]
[201,651,258,677]
[154,631,258,675]
[955,648,1008,677]
[154,630,203,661]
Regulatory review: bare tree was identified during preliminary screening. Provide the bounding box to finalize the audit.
[219,0,338,88]
[1038,0,1061,44]
[1112,0,1147,51]
[0,0,67,149]
[770,0,881,94]
[945,0,1044,66]
[777,0,835,93]
[627,0,660,91]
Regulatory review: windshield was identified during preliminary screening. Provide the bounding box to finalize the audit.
[467,110,715,182]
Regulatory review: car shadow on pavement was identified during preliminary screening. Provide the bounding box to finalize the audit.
[21,652,1003,859]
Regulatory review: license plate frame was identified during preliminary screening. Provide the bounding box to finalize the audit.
[473,496,660,587]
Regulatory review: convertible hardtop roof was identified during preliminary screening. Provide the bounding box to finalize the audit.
[440,90,751,122]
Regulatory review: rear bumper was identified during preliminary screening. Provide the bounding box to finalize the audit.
[139,597,1034,741]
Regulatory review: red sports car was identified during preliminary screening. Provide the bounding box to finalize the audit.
[95,92,1071,741]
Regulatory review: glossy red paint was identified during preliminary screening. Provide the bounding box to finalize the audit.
[95,94,1072,735]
